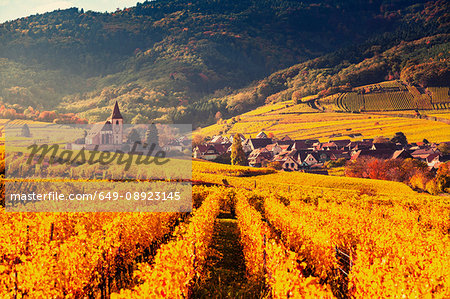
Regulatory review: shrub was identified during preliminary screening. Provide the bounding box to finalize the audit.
[435,161,450,192]
[425,180,440,195]
[410,173,428,190]
[267,161,283,170]
[327,158,347,168]
[347,157,432,189]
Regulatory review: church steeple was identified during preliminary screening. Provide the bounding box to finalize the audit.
[111,101,123,119]
[110,101,123,145]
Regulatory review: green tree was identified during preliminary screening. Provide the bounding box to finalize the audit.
[391,132,408,145]
[438,143,449,155]
[231,133,247,166]
[127,128,141,144]
[21,124,31,137]
[145,123,159,149]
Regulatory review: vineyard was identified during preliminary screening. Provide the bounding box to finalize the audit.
[336,81,449,112]
[199,85,450,143]
[0,158,449,298]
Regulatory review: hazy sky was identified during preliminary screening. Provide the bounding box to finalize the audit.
[0,0,141,23]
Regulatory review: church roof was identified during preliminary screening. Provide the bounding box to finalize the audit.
[111,101,123,119]
[87,121,112,136]
[102,121,112,131]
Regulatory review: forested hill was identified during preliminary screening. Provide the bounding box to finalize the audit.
[0,0,448,126]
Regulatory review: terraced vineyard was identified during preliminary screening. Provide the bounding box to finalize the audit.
[199,107,450,143]
[336,81,448,112]
[428,87,450,109]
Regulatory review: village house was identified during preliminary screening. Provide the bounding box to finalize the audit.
[229,133,246,143]
[196,131,449,174]
[272,149,296,164]
[255,131,269,139]
[193,142,231,160]
[391,149,413,160]
[346,140,373,151]
[265,143,283,156]
[282,156,300,171]
[294,151,310,165]
[210,135,230,144]
[326,150,351,161]
[248,148,272,167]
[303,152,321,167]
[163,137,191,153]
[410,148,440,160]
[243,138,273,152]
[292,140,314,151]
[351,149,397,161]
[193,144,220,160]
[164,139,183,152]
[319,140,350,151]
[333,139,351,150]
[426,153,442,169]
[371,142,402,151]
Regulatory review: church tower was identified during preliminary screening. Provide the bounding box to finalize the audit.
[111,101,123,144]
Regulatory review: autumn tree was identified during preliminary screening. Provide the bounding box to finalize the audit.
[231,133,247,166]
[192,134,204,147]
[435,161,450,192]
[215,111,223,123]
[292,90,302,104]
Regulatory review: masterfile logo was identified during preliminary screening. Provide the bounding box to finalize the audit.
[4,123,192,212]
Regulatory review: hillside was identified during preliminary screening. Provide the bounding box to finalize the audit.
[197,96,450,143]
[197,33,449,124]
[0,0,449,126]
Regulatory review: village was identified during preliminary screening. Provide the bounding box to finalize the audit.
[192,131,450,174]
[17,100,448,177]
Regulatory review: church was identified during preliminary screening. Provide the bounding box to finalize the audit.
[68,101,125,151]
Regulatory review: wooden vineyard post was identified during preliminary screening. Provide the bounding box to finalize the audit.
[14,270,18,299]
[49,222,54,242]
[25,225,29,254]
[263,233,267,275]
[193,242,197,272]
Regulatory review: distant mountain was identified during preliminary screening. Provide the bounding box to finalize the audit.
[0,0,448,126]
[200,34,449,119]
